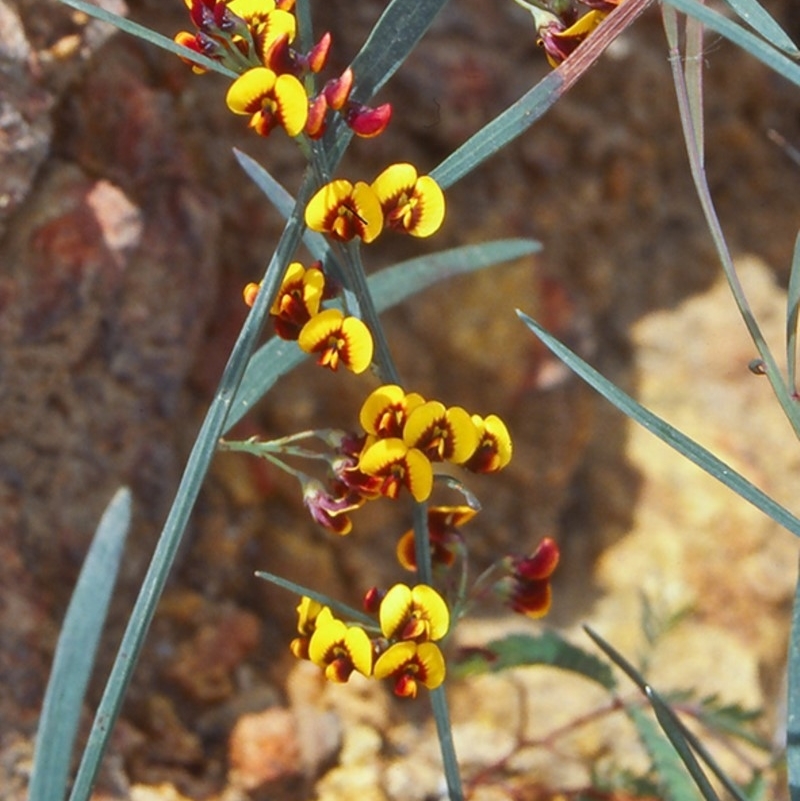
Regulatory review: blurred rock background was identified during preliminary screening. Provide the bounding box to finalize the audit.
[1,0,799,798]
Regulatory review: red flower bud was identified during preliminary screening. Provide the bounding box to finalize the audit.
[323,67,354,111]
[345,102,392,139]
[307,31,332,73]
[306,94,329,139]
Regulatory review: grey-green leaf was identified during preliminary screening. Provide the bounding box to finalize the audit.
[664,0,800,86]
[518,311,800,540]
[629,705,706,801]
[721,0,800,59]
[29,488,132,801]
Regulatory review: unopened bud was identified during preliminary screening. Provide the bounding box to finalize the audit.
[305,94,329,139]
[323,68,354,111]
[345,102,392,138]
[242,281,261,307]
[307,31,332,73]
[363,586,385,614]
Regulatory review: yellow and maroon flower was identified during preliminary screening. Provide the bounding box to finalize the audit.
[297,309,374,374]
[289,596,326,659]
[371,163,445,238]
[269,261,325,339]
[308,608,373,682]
[402,401,478,464]
[358,438,433,502]
[304,179,384,243]
[226,67,308,137]
[226,0,297,64]
[379,583,449,642]
[396,505,477,571]
[373,641,446,697]
[359,384,426,440]
[495,537,560,618]
[462,414,512,473]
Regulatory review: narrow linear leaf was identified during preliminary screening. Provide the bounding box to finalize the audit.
[787,232,800,396]
[55,0,238,78]
[452,631,616,689]
[518,312,800,539]
[721,0,800,59]
[629,704,707,801]
[664,0,800,86]
[254,570,374,627]
[586,627,753,801]
[349,0,450,103]
[224,239,540,431]
[325,0,451,164]
[431,71,562,191]
[788,563,800,801]
[29,488,132,801]
[431,0,653,190]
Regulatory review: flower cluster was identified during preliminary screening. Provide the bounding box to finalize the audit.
[299,385,512,536]
[512,0,624,67]
[243,261,373,374]
[305,163,446,243]
[291,583,450,698]
[176,0,390,139]
[185,0,564,706]
[395,507,560,619]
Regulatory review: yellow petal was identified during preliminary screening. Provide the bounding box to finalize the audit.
[410,585,450,640]
[444,406,479,464]
[257,8,297,55]
[305,180,355,233]
[406,447,433,502]
[373,640,416,680]
[371,163,418,207]
[379,583,412,639]
[226,67,277,115]
[274,72,308,137]
[297,308,344,354]
[339,315,374,374]
[227,0,277,18]
[308,611,345,666]
[561,8,605,36]
[359,384,407,435]
[408,175,445,238]
[416,642,446,688]
[350,181,384,243]
[344,626,374,677]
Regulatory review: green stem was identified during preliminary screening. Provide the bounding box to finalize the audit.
[431,686,465,801]
[341,242,401,386]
